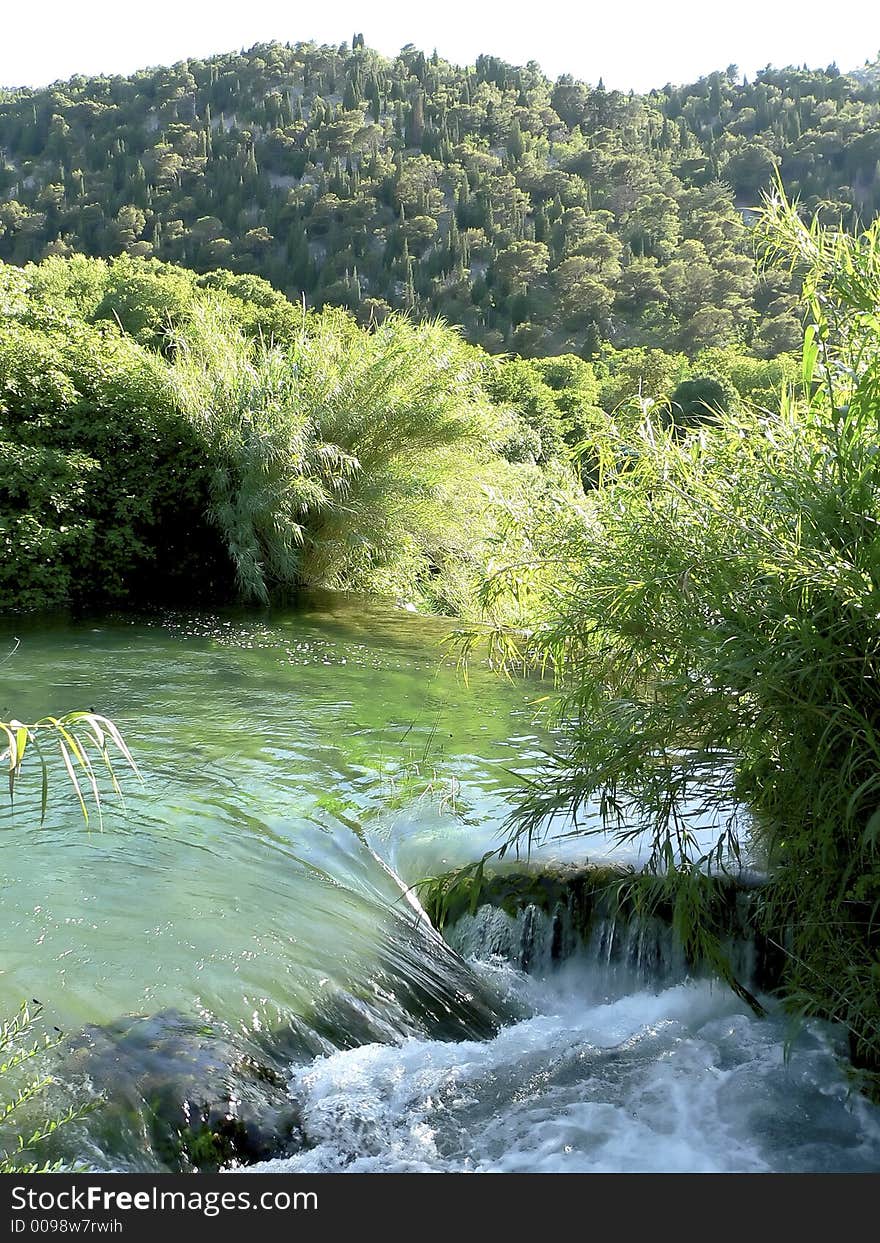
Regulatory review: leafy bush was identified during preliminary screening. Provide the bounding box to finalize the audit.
[168,301,332,604]
[0,442,97,610]
[467,193,880,1075]
[169,298,529,609]
[0,305,228,608]
[484,358,565,463]
[667,376,731,428]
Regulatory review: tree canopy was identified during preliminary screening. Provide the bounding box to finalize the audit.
[2,41,878,358]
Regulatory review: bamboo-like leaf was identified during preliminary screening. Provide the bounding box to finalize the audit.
[802,323,819,394]
[864,808,880,846]
[2,712,138,826]
[13,725,28,774]
[1,724,16,798]
[39,751,48,825]
[57,738,88,826]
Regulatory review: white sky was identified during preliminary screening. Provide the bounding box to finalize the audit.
[1,0,879,92]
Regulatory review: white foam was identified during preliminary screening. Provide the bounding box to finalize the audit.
[241,968,880,1174]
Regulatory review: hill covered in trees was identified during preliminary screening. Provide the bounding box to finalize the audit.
[1,38,879,358]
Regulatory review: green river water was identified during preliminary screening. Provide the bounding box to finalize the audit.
[1,595,540,1035]
[2,596,880,1174]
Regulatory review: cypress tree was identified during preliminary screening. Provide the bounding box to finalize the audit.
[343,75,360,112]
[508,119,525,162]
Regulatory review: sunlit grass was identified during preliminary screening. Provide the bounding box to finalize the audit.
[455,189,880,1074]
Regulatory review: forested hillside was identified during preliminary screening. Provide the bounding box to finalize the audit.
[1,37,879,358]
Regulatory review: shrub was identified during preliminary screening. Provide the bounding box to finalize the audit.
[467,192,880,1074]
[668,375,731,428]
[0,310,227,607]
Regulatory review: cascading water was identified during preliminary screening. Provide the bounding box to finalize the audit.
[440,874,771,992]
[245,976,880,1174]
[2,597,879,1174]
[246,899,880,1174]
[446,899,695,983]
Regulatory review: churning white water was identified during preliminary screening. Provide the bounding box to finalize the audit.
[246,952,880,1174]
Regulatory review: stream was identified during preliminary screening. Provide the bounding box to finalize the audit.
[2,596,879,1173]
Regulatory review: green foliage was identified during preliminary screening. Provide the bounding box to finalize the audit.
[488,353,610,454]
[1,710,139,828]
[4,42,876,356]
[0,247,837,620]
[92,256,196,347]
[2,251,576,615]
[597,346,690,414]
[484,358,564,462]
[169,299,510,607]
[168,302,329,604]
[465,193,880,1073]
[692,345,800,409]
[0,441,98,609]
[0,298,225,609]
[0,1002,91,1173]
[668,375,731,427]
[276,311,497,601]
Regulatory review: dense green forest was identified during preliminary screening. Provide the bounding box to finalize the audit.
[2,37,879,358]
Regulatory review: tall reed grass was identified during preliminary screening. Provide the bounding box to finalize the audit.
[171,304,504,607]
[467,192,880,1072]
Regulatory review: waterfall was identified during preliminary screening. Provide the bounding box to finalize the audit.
[441,877,776,996]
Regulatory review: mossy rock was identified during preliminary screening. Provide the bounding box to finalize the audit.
[420,859,784,993]
[64,1009,302,1171]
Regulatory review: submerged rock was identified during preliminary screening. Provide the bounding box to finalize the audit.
[58,932,509,1173]
[64,1009,302,1172]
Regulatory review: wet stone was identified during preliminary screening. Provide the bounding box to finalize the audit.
[63,1009,303,1172]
